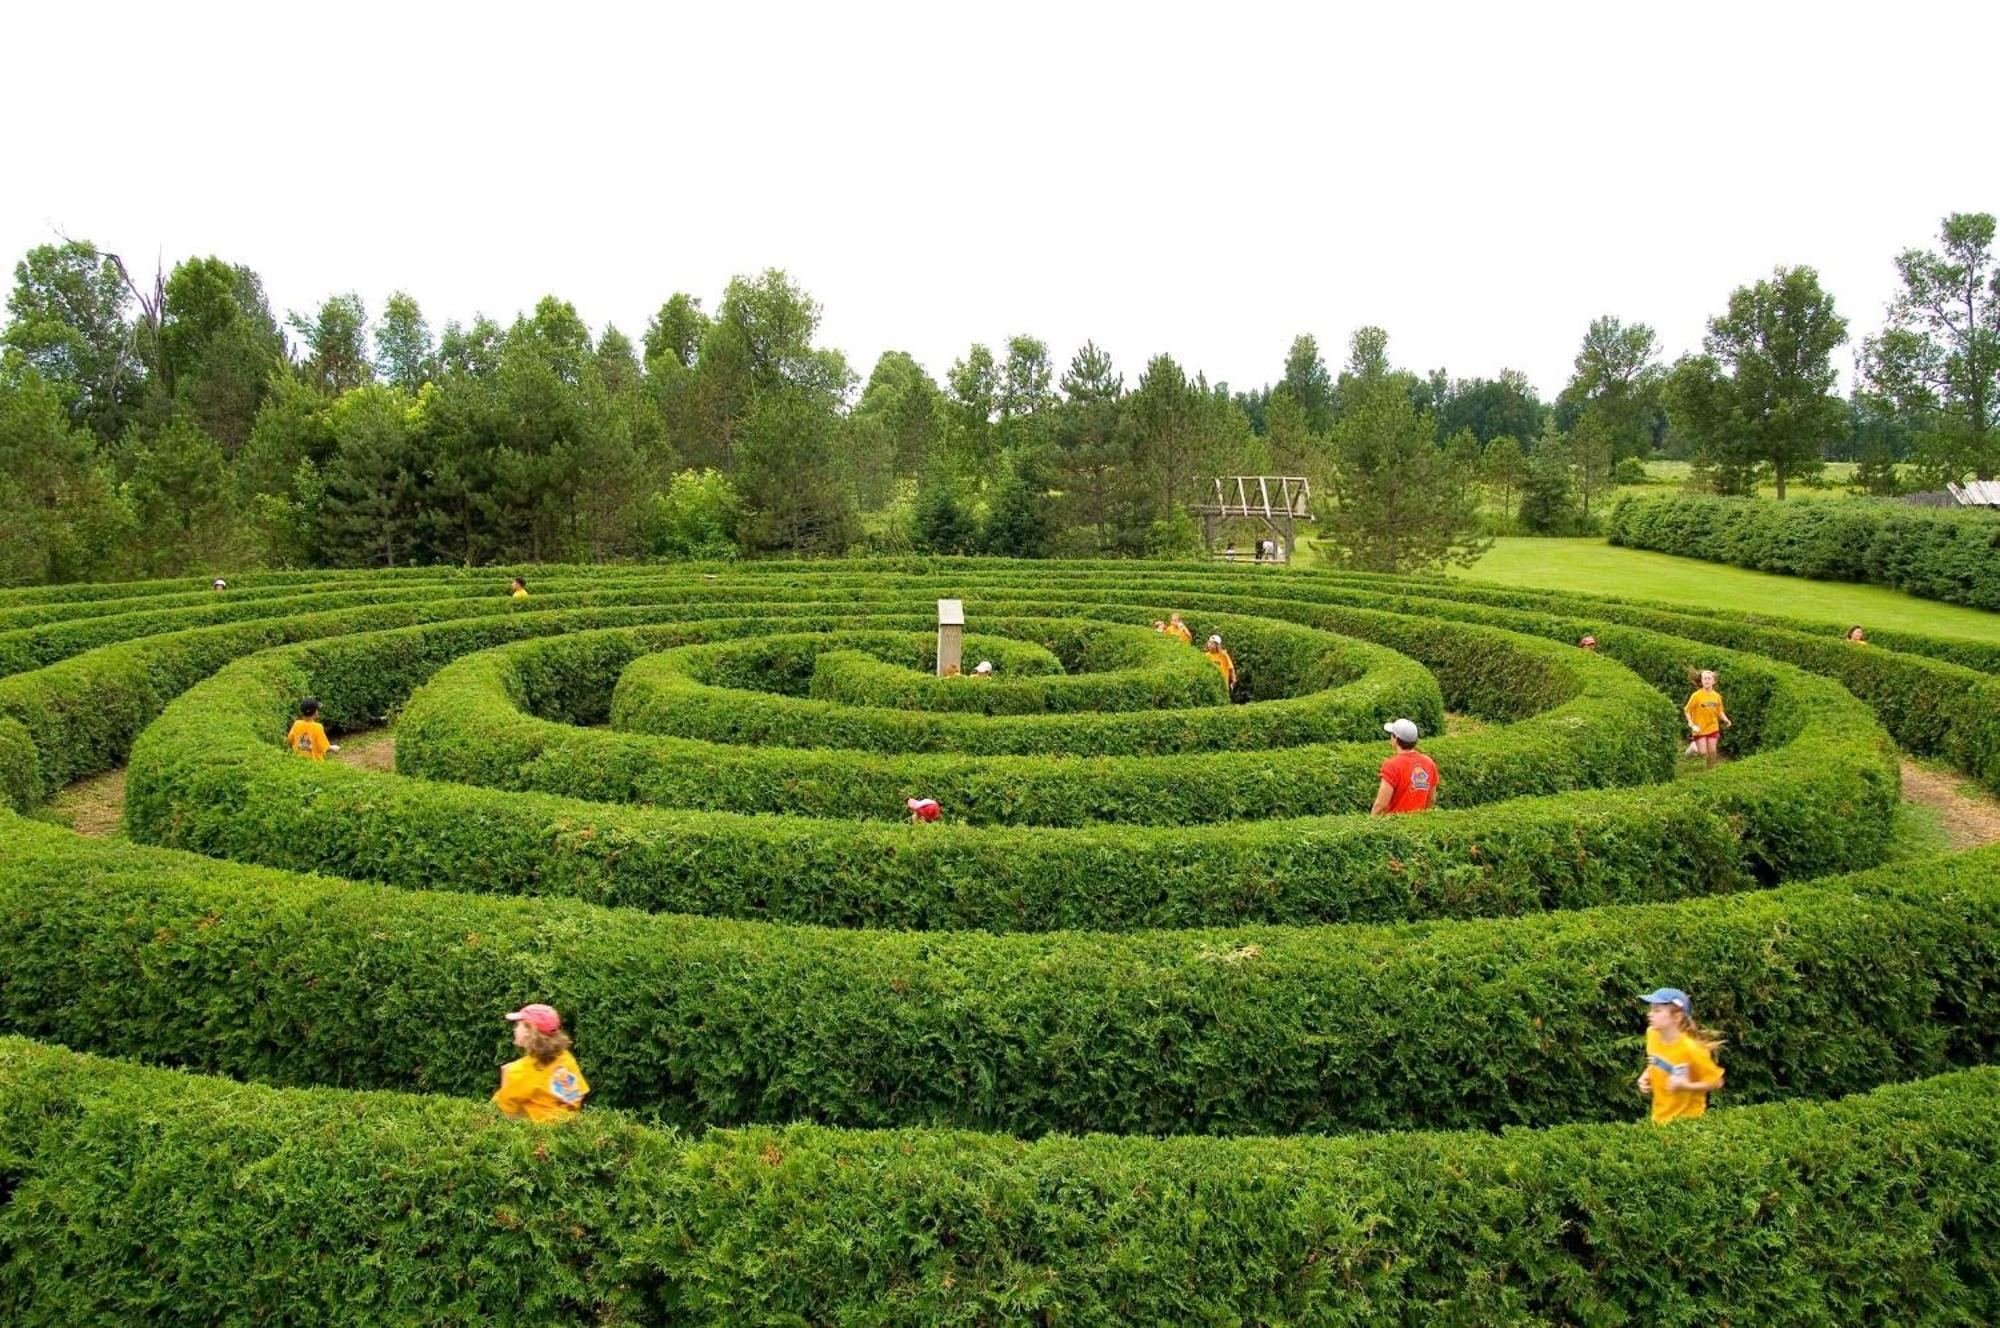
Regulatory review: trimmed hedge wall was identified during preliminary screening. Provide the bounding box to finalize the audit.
[1608,491,2000,611]
[3,818,1997,1136]
[398,620,1652,827]
[123,611,1899,930]
[613,619,1440,756]
[3,1037,1998,1323]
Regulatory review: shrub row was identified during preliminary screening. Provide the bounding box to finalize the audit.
[5,817,1998,1137]
[0,583,948,809]
[5,1036,1999,1324]
[613,616,1441,756]
[805,622,1223,714]
[123,615,1870,929]
[1328,573,2000,794]
[6,1035,1997,1325]
[857,575,1904,884]
[399,619,1651,827]
[1608,491,2000,610]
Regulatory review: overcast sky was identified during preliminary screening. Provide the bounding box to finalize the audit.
[7,1,1994,400]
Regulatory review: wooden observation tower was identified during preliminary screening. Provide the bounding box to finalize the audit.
[1191,476,1314,563]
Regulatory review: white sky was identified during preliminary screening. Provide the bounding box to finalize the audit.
[6,1,1995,400]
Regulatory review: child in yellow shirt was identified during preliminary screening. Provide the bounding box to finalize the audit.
[510,577,529,599]
[1203,633,1236,692]
[284,697,338,761]
[493,1003,589,1122]
[1635,987,1723,1124]
[1682,669,1731,770]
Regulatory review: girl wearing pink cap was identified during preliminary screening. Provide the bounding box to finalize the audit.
[492,1003,589,1122]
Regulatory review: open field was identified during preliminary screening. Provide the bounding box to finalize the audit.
[1458,537,2000,640]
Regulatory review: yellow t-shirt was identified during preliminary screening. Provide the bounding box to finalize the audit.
[284,719,330,761]
[1206,648,1236,690]
[1168,622,1193,645]
[492,1050,589,1122]
[1645,1027,1722,1123]
[511,587,529,599]
[1684,688,1724,737]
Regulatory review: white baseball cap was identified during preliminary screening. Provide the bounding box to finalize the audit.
[1384,718,1421,744]
[973,660,993,674]
[1206,634,1223,647]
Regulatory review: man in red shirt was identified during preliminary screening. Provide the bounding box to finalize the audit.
[1371,718,1438,814]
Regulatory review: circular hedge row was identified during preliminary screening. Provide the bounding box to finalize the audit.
[0,557,1995,1324]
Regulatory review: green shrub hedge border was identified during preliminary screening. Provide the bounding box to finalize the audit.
[3,1036,1997,1324]
[3,818,1996,1138]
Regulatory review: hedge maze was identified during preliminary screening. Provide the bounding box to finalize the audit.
[2,559,1999,1322]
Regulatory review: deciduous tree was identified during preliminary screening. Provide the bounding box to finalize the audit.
[1861,212,2000,482]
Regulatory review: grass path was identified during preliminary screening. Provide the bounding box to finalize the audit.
[1452,538,2000,642]
[45,767,126,838]
[1899,759,2000,853]
[329,727,396,773]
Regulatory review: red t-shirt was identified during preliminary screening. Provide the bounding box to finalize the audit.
[1379,750,1439,813]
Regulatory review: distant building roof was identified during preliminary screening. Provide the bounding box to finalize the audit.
[1948,481,2000,507]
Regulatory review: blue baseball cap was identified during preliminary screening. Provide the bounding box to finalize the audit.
[1638,988,1691,1014]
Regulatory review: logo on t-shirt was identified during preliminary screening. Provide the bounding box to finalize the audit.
[1410,768,1431,791]
[295,733,313,752]
[549,1067,582,1105]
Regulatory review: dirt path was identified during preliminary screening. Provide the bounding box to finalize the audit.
[1899,759,2000,852]
[47,767,127,838]
[329,727,396,773]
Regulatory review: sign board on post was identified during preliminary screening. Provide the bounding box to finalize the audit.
[937,598,965,677]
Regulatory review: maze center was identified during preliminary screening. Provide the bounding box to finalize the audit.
[2,557,1999,1321]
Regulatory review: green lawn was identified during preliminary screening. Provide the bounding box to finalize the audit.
[1453,538,2000,642]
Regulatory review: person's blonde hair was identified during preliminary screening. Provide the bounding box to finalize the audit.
[1662,1004,1724,1054]
[520,1024,572,1066]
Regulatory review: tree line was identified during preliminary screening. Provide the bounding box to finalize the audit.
[0,211,1992,583]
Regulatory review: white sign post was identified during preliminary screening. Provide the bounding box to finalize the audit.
[937,598,965,677]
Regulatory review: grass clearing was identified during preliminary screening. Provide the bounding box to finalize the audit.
[1452,538,2000,642]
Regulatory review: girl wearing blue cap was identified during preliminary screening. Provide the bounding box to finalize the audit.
[1635,987,1723,1124]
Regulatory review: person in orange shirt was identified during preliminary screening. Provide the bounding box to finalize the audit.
[284,697,338,761]
[1203,634,1236,692]
[1634,987,1723,1124]
[492,1002,589,1122]
[1166,613,1193,645]
[1682,668,1731,769]
[1372,718,1438,814]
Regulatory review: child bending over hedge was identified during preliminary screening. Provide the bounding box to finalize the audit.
[493,1003,589,1122]
[1635,987,1723,1124]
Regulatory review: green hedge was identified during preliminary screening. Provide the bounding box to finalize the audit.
[124,615,1895,930]
[1333,574,2000,794]
[612,619,1440,756]
[398,618,1646,827]
[3,818,1997,1137]
[1608,492,2000,611]
[3,1038,1998,1323]
[805,622,1222,714]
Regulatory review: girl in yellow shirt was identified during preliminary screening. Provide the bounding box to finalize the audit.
[1682,669,1731,770]
[1634,987,1723,1123]
[1203,634,1236,692]
[493,1003,589,1122]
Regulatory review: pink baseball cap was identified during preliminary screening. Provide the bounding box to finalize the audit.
[505,1003,562,1033]
[906,796,941,821]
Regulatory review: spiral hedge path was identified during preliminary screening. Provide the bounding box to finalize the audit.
[2,558,1999,1323]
